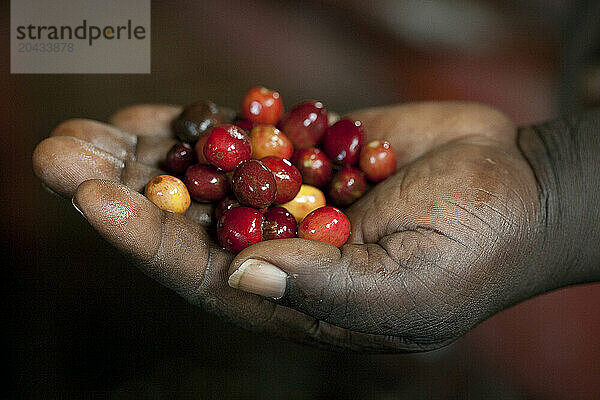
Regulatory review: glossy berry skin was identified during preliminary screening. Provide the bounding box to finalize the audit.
[214,196,240,222]
[249,125,294,160]
[184,164,229,202]
[232,160,277,209]
[322,119,364,166]
[359,140,397,182]
[280,184,326,223]
[262,207,297,240]
[240,87,283,125]
[172,100,236,143]
[217,206,265,253]
[260,156,302,204]
[203,124,251,172]
[278,101,329,149]
[291,147,332,188]
[144,175,191,214]
[328,167,367,207]
[163,142,196,175]
[298,206,351,248]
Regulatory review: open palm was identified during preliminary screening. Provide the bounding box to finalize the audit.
[33,102,546,352]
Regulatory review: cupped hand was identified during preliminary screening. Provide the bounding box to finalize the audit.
[32,102,547,352]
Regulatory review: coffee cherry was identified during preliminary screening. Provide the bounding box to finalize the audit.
[172,101,235,143]
[249,125,294,160]
[184,164,229,202]
[203,124,252,171]
[214,196,240,221]
[279,184,326,223]
[278,100,328,149]
[359,140,397,182]
[262,207,297,240]
[260,156,302,204]
[298,206,350,248]
[217,206,265,252]
[193,133,210,164]
[144,175,191,214]
[322,119,364,166]
[291,147,332,188]
[232,159,277,209]
[328,167,367,207]
[233,119,255,132]
[240,87,283,125]
[163,142,196,176]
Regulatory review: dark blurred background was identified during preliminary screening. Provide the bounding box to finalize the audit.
[4,0,600,398]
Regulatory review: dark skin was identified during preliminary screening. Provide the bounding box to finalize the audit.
[32,102,600,352]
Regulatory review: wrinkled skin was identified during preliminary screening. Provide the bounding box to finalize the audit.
[33,102,554,352]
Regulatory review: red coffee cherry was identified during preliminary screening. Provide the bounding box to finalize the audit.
[184,164,229,202]
[359,140,397,182]
[328,167,367,207]
[232,159,277,209]
[214,196,240,222]
[249,125,294,160]
[203,124,252,172]
[162,142,196,176]
[262,207,297,240]
[278,100,328,149]
[260,156,302,204]
[298,206,351,248]
[291,147,332,188]
[233,118,255,133]
[240,87,283,125]
[217,206,265,252]
[322,119,364,166]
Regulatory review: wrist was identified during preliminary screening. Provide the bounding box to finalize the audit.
[517,109,600,287]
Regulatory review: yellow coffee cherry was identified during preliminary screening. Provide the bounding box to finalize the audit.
[144,175,191,214]
[279,184,326,222]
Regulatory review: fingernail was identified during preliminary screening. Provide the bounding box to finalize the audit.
[71,197,86,218]
[228,259,287,299]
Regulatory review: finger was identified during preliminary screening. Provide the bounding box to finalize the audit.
[73,180,414,352]
[109,104,181,138]
[51,118,177,168]
[348,101,515,166]
[51,118,137,161]
[33,136,125,197]
[73,179,217,296]
[32,136,212,224]
[227,237,455,351]
[134,136,178,168]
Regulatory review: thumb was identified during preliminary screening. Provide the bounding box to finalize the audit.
[225,102,518,348]
[227,235,455,349]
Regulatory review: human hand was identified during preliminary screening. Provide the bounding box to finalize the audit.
[32,102,559,352]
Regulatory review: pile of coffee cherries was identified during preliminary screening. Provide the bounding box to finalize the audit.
[144,87,397,253]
